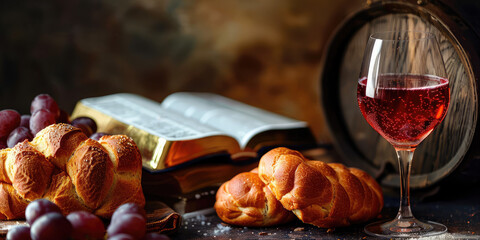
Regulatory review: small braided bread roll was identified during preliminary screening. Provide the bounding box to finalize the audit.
[258,147,383,228]
[0,123,145,219]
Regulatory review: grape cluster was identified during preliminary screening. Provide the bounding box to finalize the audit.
[0,94,109,149]
[6,199,170,240]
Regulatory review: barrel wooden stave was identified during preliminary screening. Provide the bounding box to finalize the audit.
[321,1,479,189]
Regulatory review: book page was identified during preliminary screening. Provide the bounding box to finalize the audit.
[79,93,225,141]
[161,92,308,148]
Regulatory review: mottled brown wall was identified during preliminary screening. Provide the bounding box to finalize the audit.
[0,0,364,142]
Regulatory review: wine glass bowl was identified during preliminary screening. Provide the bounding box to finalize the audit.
[357,31,449,237]
[357,74,449,150]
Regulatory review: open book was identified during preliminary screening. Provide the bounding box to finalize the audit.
[71,93,317,171]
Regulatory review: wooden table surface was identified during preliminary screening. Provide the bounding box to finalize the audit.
[169,184,480,239]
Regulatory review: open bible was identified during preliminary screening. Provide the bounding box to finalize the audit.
[71,93,317,172]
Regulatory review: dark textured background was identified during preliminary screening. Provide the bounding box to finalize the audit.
[0,0,365,143]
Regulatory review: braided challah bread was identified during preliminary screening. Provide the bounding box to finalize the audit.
[258,147,383,228]
[0,123,145,220]
[214,168,295,227]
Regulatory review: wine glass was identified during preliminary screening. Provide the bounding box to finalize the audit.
[357,31,450,237]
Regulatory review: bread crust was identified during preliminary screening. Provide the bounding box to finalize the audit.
[31,123,88,170]
[9,141,54,200]
[67,138,114,210]
[0,184,29,220]
[215,169,295,227]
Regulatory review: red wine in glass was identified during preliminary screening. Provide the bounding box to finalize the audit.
[357,74,450,149]
[358,31,450,238]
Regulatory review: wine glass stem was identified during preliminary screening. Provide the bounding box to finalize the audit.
[396,149,415,220]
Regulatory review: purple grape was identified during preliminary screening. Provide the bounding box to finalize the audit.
[7,127,34,148]
[57,109,70,123]
[0,109,21,139]
[90,132,110,141]
[25,199,62,225]
[144,232,171,240]
[71,117,97,133]
[0,138,7,150]
[108,234,135,240]
[30,94,60,118]
[66,211,105,240]
[71,122,93,137]
[30,109,56,136]
[6,225,32,240]
[30,212,72,240]
[20,115,31,128]
[111,203,146,225]
[107,213,146,240]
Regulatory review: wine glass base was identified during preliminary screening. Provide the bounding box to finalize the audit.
[364,218,447,238]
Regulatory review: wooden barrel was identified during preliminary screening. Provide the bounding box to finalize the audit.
[320,0,480,189]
